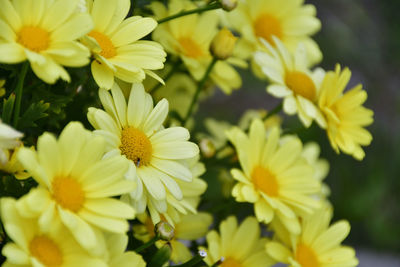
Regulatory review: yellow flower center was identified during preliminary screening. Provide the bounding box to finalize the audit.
[18,26,50,52]
[178,37,204,58]
[285,71,317,101]
[52,177,85,212]
[221,257,242,267]
[120,127,153,167]
[88,31,117,58]
[251,165,279,197]
[296,243,320,267]
[29,235,63,267]
[254,14,282,44]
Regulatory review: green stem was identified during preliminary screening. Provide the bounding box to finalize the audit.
[134,235,160,253]
[171,251,206,267]
[13,62,29,128]
[149,63,180,95]
[157,2,222,24]
[182,57,218,126]
[263,101,283,120]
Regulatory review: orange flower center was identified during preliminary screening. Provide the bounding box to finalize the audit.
[221,257,242,267]
[296,243,320,267]
[18,26,50,52]
[120,127,152,167]
[88,31,117,58]
[285,71,317,101]
[29,235,63,267]
[52,177,85,212]
[251,165,279,197]
[178,37,204,58]
[254,13,282,44]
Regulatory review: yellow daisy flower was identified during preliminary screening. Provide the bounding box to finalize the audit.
[0,145,31,179]
[102,233,145,267]
[226,119,321,234]
[134,212,213,264]
[202,216,275,267]
[266,206,359,267]
[254,37,326,128]
[151,0,244,94]
[0,0,92,83]
[0,120,23,165]
[83,0,166,89]
[225,0,322,65]
[1,198,106,267]
[318,64,373,160]
[87,82,199,221]
[16,122,135,253]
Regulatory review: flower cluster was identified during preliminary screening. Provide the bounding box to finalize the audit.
[0,0,373,266]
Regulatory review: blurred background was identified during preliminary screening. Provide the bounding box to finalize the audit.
[198,0,400,266]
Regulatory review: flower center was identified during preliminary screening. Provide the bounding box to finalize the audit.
[29,235,63,267]
[178,37,204,58]
[120,127,152,167]
[285,71,317,101]
[296,243,320,267]
[52,177,85,212]
[88,31,117,58]
[18,26,50,52]
[254,13,282,44]
[221,257,242,267]
[251,165,279,197]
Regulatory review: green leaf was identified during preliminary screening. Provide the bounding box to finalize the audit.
[148,245,172,267]
[17,101,49,129]
[1,94,15,124]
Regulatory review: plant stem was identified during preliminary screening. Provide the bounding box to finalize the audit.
[134,235,160,253]
[13,62,29,128]
[182,57,217,126]
[149,63,180,95]
[264,101,283,120]
[158,2,222,24]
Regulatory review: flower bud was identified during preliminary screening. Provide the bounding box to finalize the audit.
[210,28,237,60]
[199,138,216,158]
[219,0,238,11]
[155,221,175,241]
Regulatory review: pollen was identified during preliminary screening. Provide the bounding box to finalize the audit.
[120,127,153,167]
[52,177,85,212]
[251,165,279,197]
[285,71,317,101]
[18,26,50,52]
[29,235,63,267]
[88,31,117,58]
[178,37,204,59]
[221,257,242,267]
[254,13,283,44]
[296,243,320,267]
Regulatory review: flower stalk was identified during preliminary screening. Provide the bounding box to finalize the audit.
[13,62,29,128]
[158,2,222,24]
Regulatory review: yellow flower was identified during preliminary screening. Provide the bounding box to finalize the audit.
[202,216,275,267]
[226,119,321,234]
[0,120,23,165]
[254,37,326,128]
[16,122,135,253]
[0,0,92,83]
[83,0,166,89]
[151,0,245,94]
[210,28,238,60]
[0,145,31,179]
[225,0,322,65]
[1,198,106,267]
[102,233,146,267]
[266,206,359,267]
[87,83,199,222]
[134,212,213,264]
[318,64,373,160]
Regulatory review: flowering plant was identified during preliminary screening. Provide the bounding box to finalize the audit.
[0,0,373,266]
